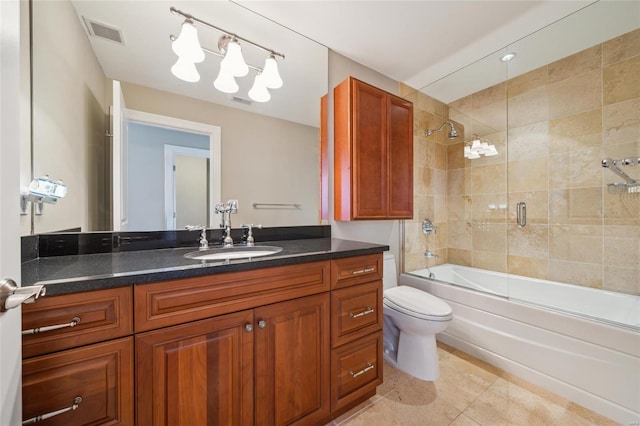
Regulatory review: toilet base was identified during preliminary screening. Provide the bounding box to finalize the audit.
[395,332,440,381]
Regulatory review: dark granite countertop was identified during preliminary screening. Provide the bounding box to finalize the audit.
[22,238,389,296]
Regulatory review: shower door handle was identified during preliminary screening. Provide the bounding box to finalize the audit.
[516,202,527,228]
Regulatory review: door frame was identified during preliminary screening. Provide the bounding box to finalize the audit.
[125,109,222,230]
[164,145,211,230]
[0,0,25,423]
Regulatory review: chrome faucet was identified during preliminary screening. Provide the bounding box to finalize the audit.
[185,225,209,250]
[214,200,238,248]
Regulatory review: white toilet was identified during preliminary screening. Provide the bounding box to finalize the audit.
[382,252,453,381]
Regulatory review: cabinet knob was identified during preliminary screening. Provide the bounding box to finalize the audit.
[258,320,266,329]
[245,324,253,332]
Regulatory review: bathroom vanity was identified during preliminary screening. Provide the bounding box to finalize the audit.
[20,236,386,425]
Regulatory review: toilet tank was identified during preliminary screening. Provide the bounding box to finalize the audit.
[383,252,398,291]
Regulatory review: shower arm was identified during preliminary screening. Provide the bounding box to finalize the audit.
[424,121,458,138]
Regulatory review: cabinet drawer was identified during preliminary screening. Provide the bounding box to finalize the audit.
[22,286,133,358]
[135,261,330,332]
[331,332,383,414]
[23,337,134,426]
[331,254,383,289]
[331,281,382,347]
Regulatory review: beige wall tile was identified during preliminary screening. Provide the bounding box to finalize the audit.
[603,55,640,105]
[468,101,507,133]
[419,92,449,117]
[448,221,472,250]
[603,28,640,66]
[603,141,640,163]
[434,222,448,249]
[549,224,603,264]
[508,255,548,280]
[399,82,418,98]
[549,188,603,225]
[549,108,602,153]
[448,169,471,196]
[508,86,549,128]
[404,220,425,254]
[508,191,548,225]
[448,142,467,170]
[548,45,601,84]
[603,98,640,146]
[507,224,549,258]
[448,248,472,266]
[414,165,433,196]
[435,142,447,170]
[472,164,507,194]
[507,66,548,98]
[549,70,602,119]
[549,147,603,189]
[434,195,448,223]
[472,193,507,223]
[450,95,473,115]
[508,122,549,160]
[472,223,507,253]
[603,226,640,269]
[414,195,434,221]
[404,252,427,273]
[472,251,507,273]
[507,158,548,193]
[603,191,640,225]
[548,260,602,288]
[447,195,472,223]
[434,169,447,195]
[473,82,506,110]
[603,266,640,296]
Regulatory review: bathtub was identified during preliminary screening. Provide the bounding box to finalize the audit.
[400,264,640,424]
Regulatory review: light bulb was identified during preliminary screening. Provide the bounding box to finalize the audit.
[213,68,239,93]
[172,20,204,63]
[221,39,249,77]
[485,145,499,156]
[471,139,482,151]
[248,73,271,103]
[171,57,200,82]
[261,55,283,89]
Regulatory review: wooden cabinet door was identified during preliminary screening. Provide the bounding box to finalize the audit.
[22,337,133,425]
[136,310,254,426]
[352,79,388,219]
[388,95,413,218]
[255,293,331,426]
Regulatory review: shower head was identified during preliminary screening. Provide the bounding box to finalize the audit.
[424,121,459,139]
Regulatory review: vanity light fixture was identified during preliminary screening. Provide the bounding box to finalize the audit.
[169,7,285,103]
[465,134,498,159]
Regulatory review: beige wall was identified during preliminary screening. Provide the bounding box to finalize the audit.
[121,82,320,228]
[405,28,640,296]
[30,0,108,234]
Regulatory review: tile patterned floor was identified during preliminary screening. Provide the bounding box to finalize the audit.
[327,343,617,426]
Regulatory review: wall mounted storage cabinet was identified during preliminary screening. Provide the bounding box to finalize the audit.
[334,77,413,220]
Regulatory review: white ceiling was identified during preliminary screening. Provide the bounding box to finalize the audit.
[67,0,639,125]
[234,0,594,91]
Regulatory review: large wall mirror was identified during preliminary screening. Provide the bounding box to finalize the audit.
[29,0,328,235]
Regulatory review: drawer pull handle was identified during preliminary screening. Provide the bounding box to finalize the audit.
[349,307,374,318]
[258,320,266,329]
[22,316,80,336]
[23,396,82,424]
[245,324,253,332]
[348,266,375,275]
[349,362,374,378]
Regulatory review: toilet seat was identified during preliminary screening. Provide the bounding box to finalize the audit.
[384,286,453,322]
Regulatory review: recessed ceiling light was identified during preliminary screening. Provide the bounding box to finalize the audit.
[500,52,517,62]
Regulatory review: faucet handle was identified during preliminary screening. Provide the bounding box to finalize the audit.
[241,224,262,246]
[185,225,209,250]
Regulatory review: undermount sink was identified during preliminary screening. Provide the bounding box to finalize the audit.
[184,245,283,261]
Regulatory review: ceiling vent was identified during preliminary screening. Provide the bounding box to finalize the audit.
[231,96,252,105]
[82,17,124,45]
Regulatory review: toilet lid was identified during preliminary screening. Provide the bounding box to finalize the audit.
[384,286,452,320]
